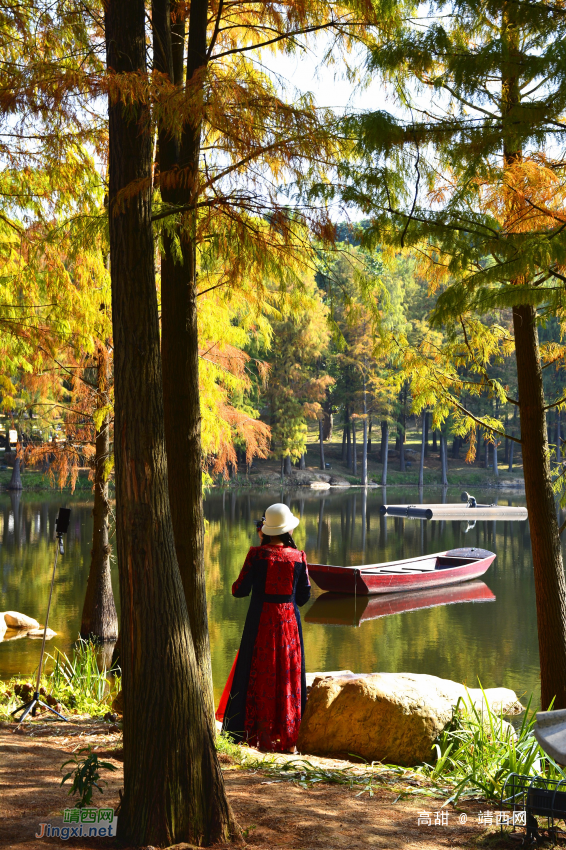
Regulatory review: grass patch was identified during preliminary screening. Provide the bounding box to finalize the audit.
[0,638,121,720]
[415,695,564,804]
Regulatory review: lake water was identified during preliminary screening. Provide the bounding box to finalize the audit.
[0,486,554,708]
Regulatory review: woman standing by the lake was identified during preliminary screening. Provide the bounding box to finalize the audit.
[222,503,311,753]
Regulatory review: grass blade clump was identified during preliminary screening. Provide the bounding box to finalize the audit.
[417,691,565,803]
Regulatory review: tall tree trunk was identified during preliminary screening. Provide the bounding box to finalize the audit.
[8,455,22,490]
[155,0,215,726]
[513,305,566,709]
[381,423,389,486]
[367,417,372,452]
[419,410,426,488]
[81,349,118,641]
[399,426,405,471]
[440,431,448,486]
[322,399,333,440]
[346,422,352,468]
[361,418,368,485]
[341,424,347,462]
[484,438,489,468]
[352,418,357,474]
[105,0,238,842]
[284,454,292,475]
[319,418,325,470]
[557,408,562,463]
[299,452,306,470]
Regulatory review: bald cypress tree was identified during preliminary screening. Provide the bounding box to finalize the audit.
[106,0,238,842]
[345,0,566,709]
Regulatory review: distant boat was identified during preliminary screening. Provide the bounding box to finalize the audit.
[305,580,496,625]
[307,547,496,595]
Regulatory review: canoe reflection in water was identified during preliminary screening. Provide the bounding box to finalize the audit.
[305,580,496,627]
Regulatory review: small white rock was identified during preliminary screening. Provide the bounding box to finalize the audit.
[26,627,57,639]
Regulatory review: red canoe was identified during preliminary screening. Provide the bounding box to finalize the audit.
[307,547,496,595]
[305,580,496,625]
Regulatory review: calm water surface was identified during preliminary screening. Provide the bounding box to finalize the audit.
[0,487,555,707]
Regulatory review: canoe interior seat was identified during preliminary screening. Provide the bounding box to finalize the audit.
[435,556,475,570]
[365,564,436,575]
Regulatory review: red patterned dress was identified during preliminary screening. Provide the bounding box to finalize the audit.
[222,544,311,752]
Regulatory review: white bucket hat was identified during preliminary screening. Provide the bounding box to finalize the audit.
[261,503,300,537]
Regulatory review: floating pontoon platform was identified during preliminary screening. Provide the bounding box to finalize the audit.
[380,491,527,520]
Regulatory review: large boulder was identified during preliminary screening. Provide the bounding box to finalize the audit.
[3,611,40,630]
[298,672,522,766]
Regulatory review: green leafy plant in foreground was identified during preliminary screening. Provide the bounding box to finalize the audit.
[61,746,117,807]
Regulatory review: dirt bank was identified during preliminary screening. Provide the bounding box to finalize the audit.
[0,719,519,850]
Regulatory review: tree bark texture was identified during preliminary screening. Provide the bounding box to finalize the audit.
[8,456,22,490]
[557,408,562,462]
[284,454,292,475]
[80,350,118,641]
[319,419,325,469]
[299,453,306,470]
[513,304,566,709]
[154,0,215,727]
[381,422,388,486]
[106,0,238,842]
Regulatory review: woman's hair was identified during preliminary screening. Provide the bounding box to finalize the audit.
[261,531,298,550]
